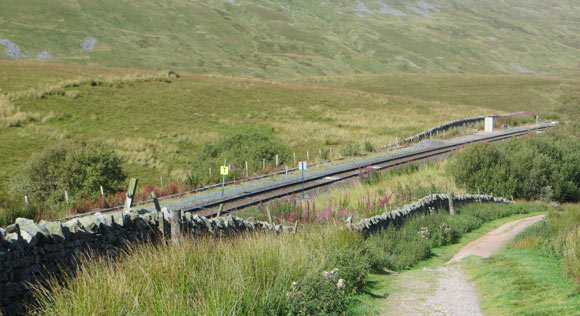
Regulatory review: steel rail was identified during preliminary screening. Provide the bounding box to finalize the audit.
[184,124,550,216]
[54,124,550,222]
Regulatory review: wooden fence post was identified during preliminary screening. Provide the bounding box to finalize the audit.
[152,191,162,212]
[123,178,138,211]
[266,207,273,226]
[448,193,455,215]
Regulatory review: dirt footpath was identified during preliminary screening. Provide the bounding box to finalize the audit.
[447,214,546,264]
[379,214,546,316]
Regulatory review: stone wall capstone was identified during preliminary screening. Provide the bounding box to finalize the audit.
[349,194,512,235]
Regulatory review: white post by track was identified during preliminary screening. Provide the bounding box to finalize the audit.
[64,190,69,204]
[484,116,494,133]
[299,161,308,200]
[24,195,29,206]
[160,176,164,189]
[276,155,279,168]
[245,161,249,177]
[100,185,104,196]
[293,152,296,165]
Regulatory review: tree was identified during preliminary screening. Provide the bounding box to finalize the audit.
[14,140,126,204]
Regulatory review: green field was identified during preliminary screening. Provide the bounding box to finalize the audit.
[1,0,579,193]
[1,59,578,193]
[0,0,578,77]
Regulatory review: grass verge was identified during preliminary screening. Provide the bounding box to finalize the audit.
[30,203,545,315]
[463,204,580,315]
[350,202,548,315]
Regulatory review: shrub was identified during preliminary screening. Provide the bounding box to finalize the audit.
[364,141,374,153]
[13,140,126,204]
[191,133,291,185]
[365,203,536,271]
[340,142,360,157]
[447,132,580,202]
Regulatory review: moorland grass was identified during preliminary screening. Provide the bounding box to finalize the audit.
[1,62,498,192]
[290,73,580,113]
[0,1,578,77]
[236,160,461,224]
[463,204,580,315]
[31,227,370,316]
[30,203,540,315]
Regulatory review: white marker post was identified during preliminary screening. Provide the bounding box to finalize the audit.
[299,161,308,200]
[64,190,69,204]
[100,185,105,196]
[245,161,249,177]
[220,166,229,197]
[24,195,29,206]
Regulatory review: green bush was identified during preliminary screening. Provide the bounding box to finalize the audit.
[448,132,580,202]
[340,142,360,157]
[13,140,126,204]
[191,133,291,185]
[365,203,537,271]
[364,141,374,153]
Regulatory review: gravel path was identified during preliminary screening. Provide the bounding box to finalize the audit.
[380,266,482,316]
[379,214,546,316]
[447,214,545,263]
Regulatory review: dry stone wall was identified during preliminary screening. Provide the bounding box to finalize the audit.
[0,194,511,314]
[386,112,526,147]
[350,194,512,235]
[0,208,289,315]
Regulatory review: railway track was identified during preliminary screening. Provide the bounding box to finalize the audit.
[54,123,552,222]
[184,124,552,217]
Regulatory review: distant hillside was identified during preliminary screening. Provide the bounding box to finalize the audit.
[0,0,578,77]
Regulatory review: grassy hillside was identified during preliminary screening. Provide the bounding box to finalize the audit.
[289,73,580,113]
[1,60,578,193]
[0,61,499,191]
[0,0,578,77]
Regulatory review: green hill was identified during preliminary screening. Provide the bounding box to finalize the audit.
[0,0,578,77]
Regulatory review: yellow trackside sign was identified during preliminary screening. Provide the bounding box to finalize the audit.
[220,166,229,175]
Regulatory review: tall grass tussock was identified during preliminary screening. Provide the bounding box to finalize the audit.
[29,203,539,315]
